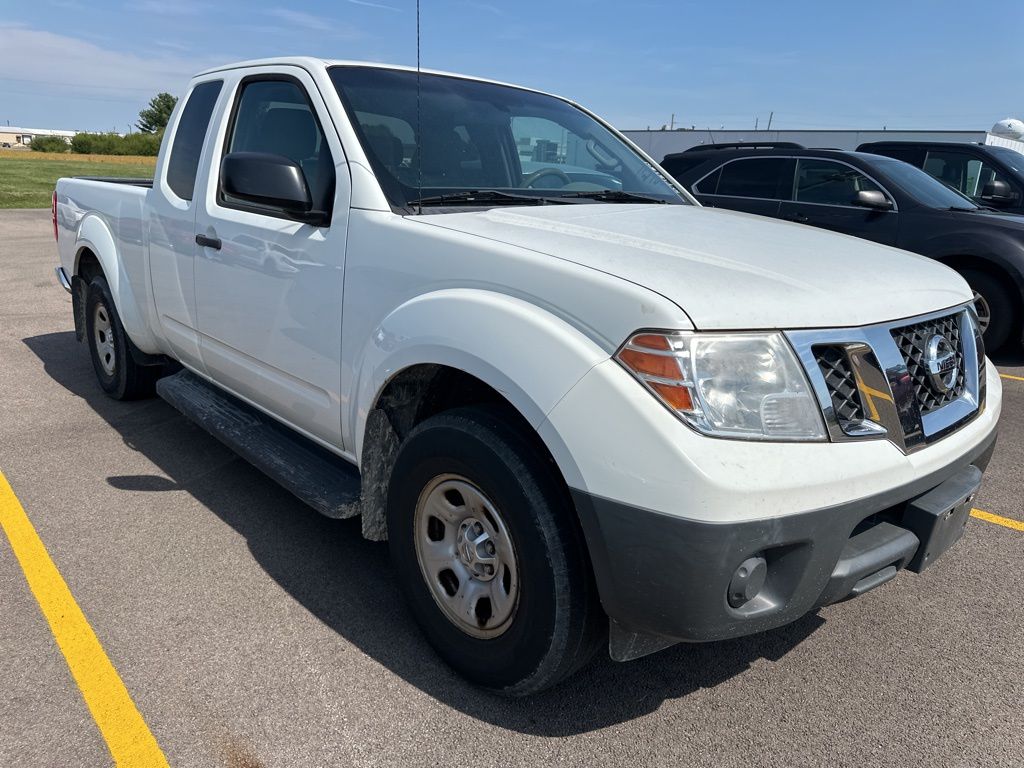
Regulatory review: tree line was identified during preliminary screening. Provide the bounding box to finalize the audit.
[30,92,177,156]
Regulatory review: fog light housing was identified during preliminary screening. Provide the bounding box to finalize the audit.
[728,555,767,608]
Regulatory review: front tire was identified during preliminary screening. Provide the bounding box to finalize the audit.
[85,275,158,400]
[387,407,604,695]
[961,268,1017,352]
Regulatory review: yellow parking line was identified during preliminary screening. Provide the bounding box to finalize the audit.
[0,471,169,768]
[971,508,1024,532]
[999,373,1024,382]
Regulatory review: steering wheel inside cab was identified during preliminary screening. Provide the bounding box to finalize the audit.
[521,167,573,189]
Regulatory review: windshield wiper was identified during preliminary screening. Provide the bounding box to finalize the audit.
[407,190,570,209]
[947,206,980,213]
[552,190,669,204]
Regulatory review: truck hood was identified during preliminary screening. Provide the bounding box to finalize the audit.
[417,204,971,330]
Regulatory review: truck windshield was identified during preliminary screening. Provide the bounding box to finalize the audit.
[329,66,685,210]
[868,153,980,210]
[985,145,1023,176]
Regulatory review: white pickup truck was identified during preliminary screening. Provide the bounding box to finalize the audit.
[54,57,1001,695]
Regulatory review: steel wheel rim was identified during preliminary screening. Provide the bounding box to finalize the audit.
[93,303,116,376]
[972,290,991,335]
[413,474,520,639]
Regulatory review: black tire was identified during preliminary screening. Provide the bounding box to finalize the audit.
[387,407,604,695]
[960,268,1018,352]
[84,275,159,400]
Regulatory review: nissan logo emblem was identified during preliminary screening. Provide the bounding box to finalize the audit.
[924,334,958,394]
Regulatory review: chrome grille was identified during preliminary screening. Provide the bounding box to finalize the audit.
[891,313,965,414]
[814,346,864,423]
[787,304,982,455]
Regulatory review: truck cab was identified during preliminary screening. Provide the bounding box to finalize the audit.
[858,141,1024,215]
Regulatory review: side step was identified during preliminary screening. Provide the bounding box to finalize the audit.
[156,370,361,519]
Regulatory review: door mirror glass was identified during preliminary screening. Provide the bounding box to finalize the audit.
[979,178,1018,205]
[853,189,893,210]
[221,151,322,224]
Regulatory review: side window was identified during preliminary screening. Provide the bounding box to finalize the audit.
[223,79,335,216]
[924,150,1008,197]
[795,159,882,206]
[714,158,793,199]
[692,166,722,194]
[166,81,222,201]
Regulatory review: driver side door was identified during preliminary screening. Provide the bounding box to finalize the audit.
[193,67,351,449]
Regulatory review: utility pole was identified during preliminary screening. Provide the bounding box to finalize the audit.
[670,113,675,130]
[767,111,774,131]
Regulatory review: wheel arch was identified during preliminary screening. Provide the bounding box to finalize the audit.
[71,215,160,353]
[350,289,609,540]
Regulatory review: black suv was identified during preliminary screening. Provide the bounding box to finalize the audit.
[858,141,1024,215]
[661,144,1024,350]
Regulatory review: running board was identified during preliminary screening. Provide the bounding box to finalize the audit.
[156,370,361,519]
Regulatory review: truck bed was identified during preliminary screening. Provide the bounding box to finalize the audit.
[72,176,153,187]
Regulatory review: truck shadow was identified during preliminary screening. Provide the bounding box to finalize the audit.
[24,330,824,736]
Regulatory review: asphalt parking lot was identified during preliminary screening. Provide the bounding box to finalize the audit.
[1,207,1023,768]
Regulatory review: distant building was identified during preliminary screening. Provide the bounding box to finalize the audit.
[0,126,77,148]
[623,124,1024,160]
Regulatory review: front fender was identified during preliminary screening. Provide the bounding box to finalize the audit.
[75,214,160,353]
[922,229,1024,298]
[351,288,609,485]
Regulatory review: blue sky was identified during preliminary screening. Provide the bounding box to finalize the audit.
[0,0,1020,133]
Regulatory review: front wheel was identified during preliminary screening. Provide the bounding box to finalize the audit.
[961,268,1018,352]
[387,407,604,695]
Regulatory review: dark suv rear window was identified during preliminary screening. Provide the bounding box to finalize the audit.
[166,80,222,201]
[701,157,793,199]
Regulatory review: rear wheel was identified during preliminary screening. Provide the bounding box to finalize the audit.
[387,407,604,695]
[85,275,159,400]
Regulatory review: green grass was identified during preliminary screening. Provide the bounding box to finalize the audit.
[0,153,156,208]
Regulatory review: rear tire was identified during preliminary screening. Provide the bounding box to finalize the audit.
[387,407,604,695]
[960,268,1017,352]
[85,275,159,400]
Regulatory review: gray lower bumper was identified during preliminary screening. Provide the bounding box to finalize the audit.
[572,427,998,660]
[55,266,72,293]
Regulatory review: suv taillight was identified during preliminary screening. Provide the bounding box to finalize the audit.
[51,191,58,241]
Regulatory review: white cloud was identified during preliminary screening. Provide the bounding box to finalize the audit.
[133,0,207,14]
[347,0,400,11]
[0,24,218,100]
[262,9,365,38]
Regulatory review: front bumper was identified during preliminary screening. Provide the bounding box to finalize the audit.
[572,426,997,660]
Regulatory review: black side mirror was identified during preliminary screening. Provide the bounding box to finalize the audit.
[221,152,325,225]
[853,189,893,210]
[979,179,1018,206]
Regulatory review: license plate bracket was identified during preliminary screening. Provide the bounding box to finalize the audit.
[902,465,982,573]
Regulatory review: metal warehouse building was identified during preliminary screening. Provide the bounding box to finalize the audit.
[0,127,76,148]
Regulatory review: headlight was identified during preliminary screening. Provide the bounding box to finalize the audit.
[615,331,826,441]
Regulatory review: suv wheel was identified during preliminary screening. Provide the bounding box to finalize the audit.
[961,269,1017,352]
[387,407,604,695]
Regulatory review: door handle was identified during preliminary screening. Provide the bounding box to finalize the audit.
[195,234,222,250]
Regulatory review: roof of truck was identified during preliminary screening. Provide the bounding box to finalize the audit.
[193,57,558,100]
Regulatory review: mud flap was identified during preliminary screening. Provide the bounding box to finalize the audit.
[71,275,87,342]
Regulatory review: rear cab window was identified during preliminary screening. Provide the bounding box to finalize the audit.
[165,80,223,201]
